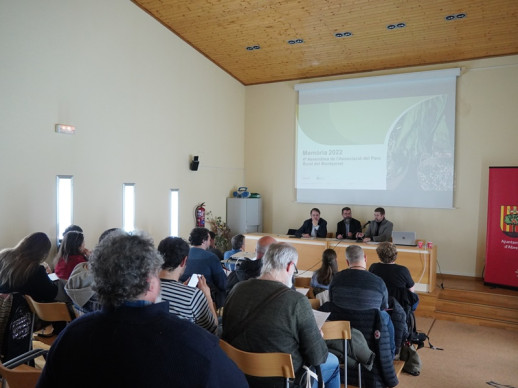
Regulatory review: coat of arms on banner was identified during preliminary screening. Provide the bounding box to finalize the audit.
[501,205,518,237]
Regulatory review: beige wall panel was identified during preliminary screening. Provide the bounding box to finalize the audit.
[244,55,518,278]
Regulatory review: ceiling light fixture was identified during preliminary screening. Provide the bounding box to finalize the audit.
[335,32,353,38]
[387,23,406,30]
[445,13,467,21]
[246,45,261,51]
[288,39,304,45]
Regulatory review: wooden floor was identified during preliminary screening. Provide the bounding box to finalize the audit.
[416,274,518,330]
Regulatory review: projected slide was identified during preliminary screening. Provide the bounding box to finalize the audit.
[295,69,459,208]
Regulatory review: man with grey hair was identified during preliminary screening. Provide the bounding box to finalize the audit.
[37,231,247,388]
[329,244,396,356]
[223,233,245,259]
[223,242,340,388]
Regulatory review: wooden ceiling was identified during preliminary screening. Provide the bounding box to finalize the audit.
[132,0,518,85]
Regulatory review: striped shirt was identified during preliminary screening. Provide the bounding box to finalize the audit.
[160,279,217,334]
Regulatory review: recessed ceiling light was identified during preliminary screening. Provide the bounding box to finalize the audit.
[288,40,296,45]
[295,39,304,44]
[288,39,304,45]
[335,32,353,38]
[445,13,466,21]
[253,45,260,50]
[246,45,260,51]
[387,22,405,30]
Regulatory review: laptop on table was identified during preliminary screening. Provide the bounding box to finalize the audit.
[392,231,417,246]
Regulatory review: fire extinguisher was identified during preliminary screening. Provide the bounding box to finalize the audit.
[195,202,205,227]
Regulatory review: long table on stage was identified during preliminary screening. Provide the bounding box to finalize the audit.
[244,233,437,292]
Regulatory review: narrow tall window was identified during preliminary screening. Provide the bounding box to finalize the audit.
[170,189,179,236]
[57,175,73,243]
[123,183,135,232]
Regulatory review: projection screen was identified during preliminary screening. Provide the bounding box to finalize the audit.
[295,68,460,208]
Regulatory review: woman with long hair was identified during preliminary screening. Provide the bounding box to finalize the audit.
[310,248,338,295]
[54,231,88,280]
[0,232,57,301]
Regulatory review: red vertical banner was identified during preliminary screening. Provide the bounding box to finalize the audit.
[485,167,518,288]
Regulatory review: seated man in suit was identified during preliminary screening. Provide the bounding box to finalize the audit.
[356,207,394,242]
[37,230,247,388]
[295,207,328,238]
[336,207,362,239]
[223,242,340,388]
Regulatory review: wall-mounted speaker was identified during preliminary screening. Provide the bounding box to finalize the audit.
[190,155,199,171]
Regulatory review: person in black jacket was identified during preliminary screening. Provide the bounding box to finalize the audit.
[226,235,276,296]
[0,232,57,302]
[295,208,328,238]
[336,207,362,239]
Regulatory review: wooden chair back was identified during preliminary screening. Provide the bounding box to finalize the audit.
[0,349,48,388]
[321,320,355,388]
[219,339,295,387]
[308,298,321,310]
[0,363,41,388]
[24,296,73,323]
[321,320,351,341]
[294,277,315,298]
[294,277,311,288]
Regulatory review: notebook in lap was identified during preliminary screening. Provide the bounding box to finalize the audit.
[392,231,417,246]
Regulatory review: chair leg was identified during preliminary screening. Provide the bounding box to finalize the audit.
[344,340,348,387]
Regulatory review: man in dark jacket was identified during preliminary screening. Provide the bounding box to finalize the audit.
[226,235,276,296]
[336,207,362,239]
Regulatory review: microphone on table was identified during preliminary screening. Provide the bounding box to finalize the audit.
[362,221,371,229]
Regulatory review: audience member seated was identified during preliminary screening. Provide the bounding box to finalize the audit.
[54,231,88,280]
[180,227,227,309]
[356,207,393,242]
[65,228,119,313]
[36,231,248,388]
[329,245,396,358]
[0,232,57,302]
[223,242,340,388]
[208,231,224,260]
[0,232,71,338]
[336,207,362,239]
[369,242,419,311]
[157,236,218,335]
[320,302,399,388]
[225,235,276,297]
[310,248,338,296]
[295,207,328,238]
[223,233,245,259]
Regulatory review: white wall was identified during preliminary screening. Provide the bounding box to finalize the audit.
[244,56,518,277]
[0,0,245,251]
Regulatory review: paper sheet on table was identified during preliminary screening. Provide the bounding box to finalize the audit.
[296,288,309,295]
